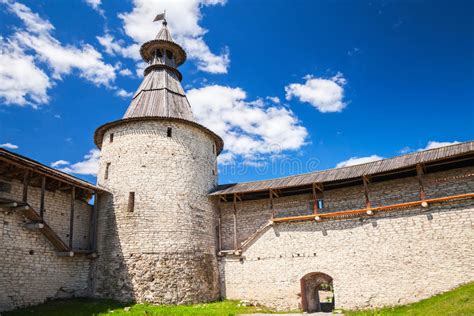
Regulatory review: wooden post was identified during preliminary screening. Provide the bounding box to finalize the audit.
[22,171,29,203]
[89,192,99,251]
[217,196,222,252]
[269,189,275,218]
[232,193,238,250]
[363,175,371,208]
[69,187,75,249]
[312,183,323,213]
[416,164,426,200]
[40,176,46,219]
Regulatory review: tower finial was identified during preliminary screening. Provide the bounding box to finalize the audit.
[153,10,166,25]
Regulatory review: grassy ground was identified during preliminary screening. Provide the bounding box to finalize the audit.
[4,282,473,315]
[345,282,474,316]
[3,299,276,316]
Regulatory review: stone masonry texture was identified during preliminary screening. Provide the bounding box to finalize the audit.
[218,166,474,310]
[0,179,92,311]
[92,120,220,304]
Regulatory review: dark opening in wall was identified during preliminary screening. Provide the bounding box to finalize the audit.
[212,144,216,155]
[29,250,34,255]
[128,192,135,212]
[110,133,114,143]
[166,50,173,59]
[318,199,324,209]
[105,162,111,180]
[0,181,12,193]
[167,127,172,137]
[156,49,163,58]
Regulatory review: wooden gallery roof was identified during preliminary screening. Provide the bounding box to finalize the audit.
[211,141,474,201]
[0,148,104,200]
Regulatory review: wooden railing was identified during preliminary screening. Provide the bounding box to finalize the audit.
[272,192,474,223]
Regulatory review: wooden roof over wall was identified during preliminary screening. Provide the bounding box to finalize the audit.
[211,141,474,199]
[0,148,103,194]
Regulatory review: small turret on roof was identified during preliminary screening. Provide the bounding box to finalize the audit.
[125,13,192,121]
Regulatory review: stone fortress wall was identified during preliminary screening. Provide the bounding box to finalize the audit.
[0,178,93,311]
[91,120,221,304]
[218,166,474,310]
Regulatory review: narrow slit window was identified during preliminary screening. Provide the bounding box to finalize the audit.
[128,192,135,212]
[105,162,111,180]
[109,133,114,143]
[167,127,172,137]
[318,199,324,209]
[212,144,216,154]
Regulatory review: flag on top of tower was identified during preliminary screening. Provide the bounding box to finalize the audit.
[154,12,166,22]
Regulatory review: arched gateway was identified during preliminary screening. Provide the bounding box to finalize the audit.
[300,272,335,313]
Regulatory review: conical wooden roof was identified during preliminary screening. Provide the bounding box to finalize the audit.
[124,22,194,121]
[123,68,194,120]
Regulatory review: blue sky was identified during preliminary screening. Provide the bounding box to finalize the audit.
[0,0,473,185]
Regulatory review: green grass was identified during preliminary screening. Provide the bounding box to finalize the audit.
[5,282,474,316]
[345,282,474,316]
[3,299,277,316]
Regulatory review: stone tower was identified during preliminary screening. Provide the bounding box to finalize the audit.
[92,15,223,304]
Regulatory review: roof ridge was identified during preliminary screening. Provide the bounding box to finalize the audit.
[214,140,474,188]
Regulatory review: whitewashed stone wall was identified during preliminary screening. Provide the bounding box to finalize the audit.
[219,166,474,310]
[0,179,93,312]
[92,120,220,304]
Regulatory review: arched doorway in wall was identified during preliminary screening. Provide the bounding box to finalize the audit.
[300,272,334,313]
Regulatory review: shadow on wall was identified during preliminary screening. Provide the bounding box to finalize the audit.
[90,192,135,302]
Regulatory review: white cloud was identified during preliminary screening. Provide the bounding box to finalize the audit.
[118,68,133,77]
[98,0,229,74]
[115,89,133,98]
[0,143,19,149]
[285,72,347,113]
[56,149,100,175]
[84,0,104,15]
[336,155,384,168]
[187,85,308,164]
[51,159,69,167]
[420,141,460,151]
[0,1,117,106]
[0,38,51,106]
[266,96,280,104]
[399,141,461,154]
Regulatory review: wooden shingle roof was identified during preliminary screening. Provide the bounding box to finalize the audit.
[211,141,474,196]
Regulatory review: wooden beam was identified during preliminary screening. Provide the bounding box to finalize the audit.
[217,198,222,252]
[22,171,29,203]
[0,202,18,208]
[312,183,319,214]
[219,195,227,202]
[88,192,99,252]
[0,155,96,193]
[269,189,275,219]
[363,175,371,208]
[232,193,238,250]
[69,187,75,249]
[416,164,427,200]
[40,176,46,219]
[25,222,45,230]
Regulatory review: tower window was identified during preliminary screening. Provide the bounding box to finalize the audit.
[128,192,135,212]
[166,50,173,59]
[105,162,111,180]
[167,127,172,137]
[109,133,114,143]
[212,144,216,155]
[156,49,163,58]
